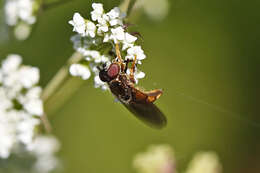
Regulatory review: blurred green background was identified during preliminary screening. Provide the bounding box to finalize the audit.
[1,0,260,172]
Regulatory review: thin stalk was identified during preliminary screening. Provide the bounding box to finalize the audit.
[120,0,137,15]
[40,52,83,132]
[44,77,85,116]
[41,52,82,103]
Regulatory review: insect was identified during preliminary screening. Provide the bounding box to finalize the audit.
[98,44,167,129]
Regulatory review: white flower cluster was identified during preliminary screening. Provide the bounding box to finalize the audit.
[0,135,60,173]
[69,3,146,89]
[185,152,222,173]
[133,145,176,173]
[134,0,170,21]
[133,144,222,173]
[0,54,43,159]
[28,135,60,173]
[4,0,39,40]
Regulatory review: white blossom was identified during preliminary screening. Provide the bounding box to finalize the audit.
[91,3,104,21]
[16,112,40,145]
[69,64,91,80]
[110,26,125,43]
[14,22,32,40]
[127,69,145,84]
[122,33,137,50]
[69,3,147,88]
[126,46,146,63]
[86,21,97,38]
[19,66,40,88]
[94,75,108,90]
[135,0,170,21]
[0,54,44,158]
[0,119,16,158]
[2,54,22,74]
[185,152,222,173]
[107,7,125,26]
[28,135,61,173]
[4,0,18,26]
[17,0,36,24]
[133,145,176,173]
[24,99,43,116]
[69,13,86,36]
[97,14,109,34]
[4,0,36,26]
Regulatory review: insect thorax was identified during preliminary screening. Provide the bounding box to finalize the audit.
[109,73,132,103]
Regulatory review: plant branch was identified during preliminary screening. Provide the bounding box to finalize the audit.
[41,52,82,103]
[40,52,83,131]
[120,0,137,15]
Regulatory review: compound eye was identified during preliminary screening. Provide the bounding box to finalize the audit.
[107,63,120,79]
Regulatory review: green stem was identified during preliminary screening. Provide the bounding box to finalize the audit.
[40,52,83,132]
[41,52,82,103]
[120,0,137,15]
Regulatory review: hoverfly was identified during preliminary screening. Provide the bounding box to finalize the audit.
[99,44,167,129]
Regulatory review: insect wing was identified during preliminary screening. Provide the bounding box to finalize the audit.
[122,101,167,129]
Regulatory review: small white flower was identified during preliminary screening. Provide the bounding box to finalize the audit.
[28,135,61,173]
[0,54,44,158]
[14,22,32,40]
[17,86,42,105]
[97,14,109,34]
[127,69,145,84]
[19,66,40,88]
[26,86,42,99]
[133,145,176,173]
[2,54,22,74]
[91,3,104,21]
[0,121,16,158]
[135,70,145,84]
[107,7,125,26]
[86,21,96,38]
[28,135,60,156]
[126,46,146,63]
[17,0,35,24]
[103,33,111,42]
[107,7,121,19]
[94,75,108,90]
[122,33,137,50]
[24,99,43,116]
[185,152,222,173]
[69,64,91,80]
[94,55,110,63]
[69,13,86,36]
[4,0,18,26]
[17,112,40,144]
[0,89,13,110]
[4,0,37,41]
[111,26,125,43]
[137,0,170,21]
[83,50,101,61]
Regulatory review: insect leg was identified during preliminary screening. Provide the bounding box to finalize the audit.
[145,89,163,103]
[129,55,137,83]
[115,43,125,71]
[124,59,134,73]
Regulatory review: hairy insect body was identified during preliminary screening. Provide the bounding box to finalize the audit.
[109,73,133,104]
[98,43,167,128]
